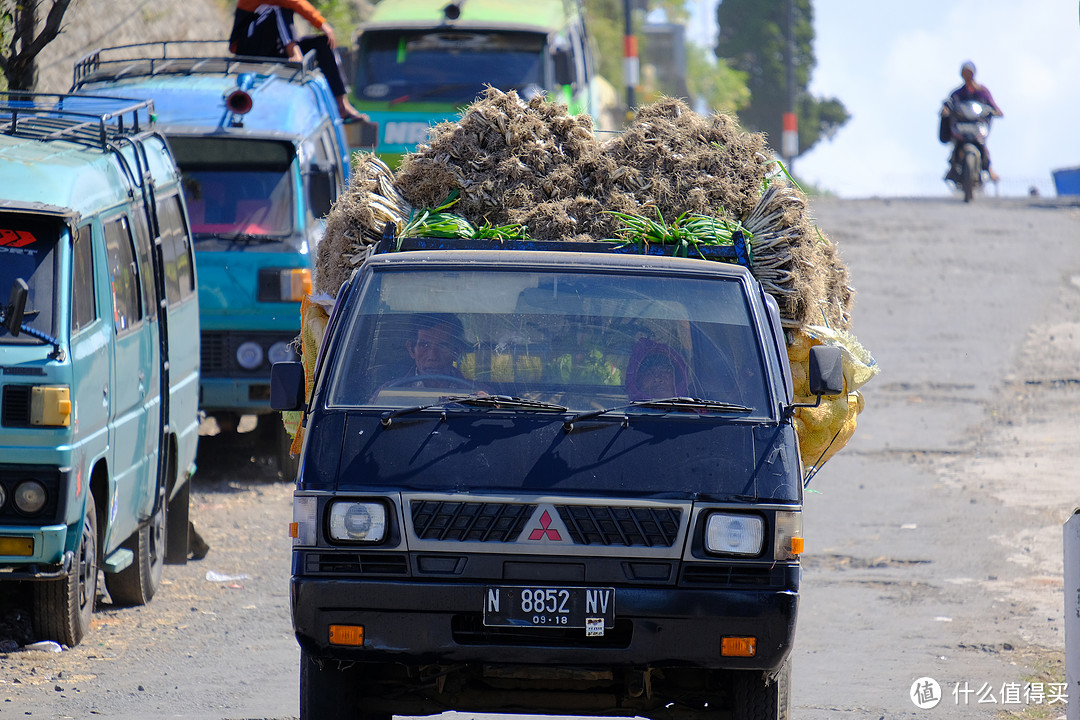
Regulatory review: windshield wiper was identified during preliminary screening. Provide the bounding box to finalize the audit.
[218,231,280,246]
[453,395,568,412]
[564,396,753,432]
[388,82,481,106]
[380,394,568,426]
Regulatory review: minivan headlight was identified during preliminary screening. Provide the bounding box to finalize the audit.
[329,502,387,543]
[14,480,47,514]
[705,513,764,556]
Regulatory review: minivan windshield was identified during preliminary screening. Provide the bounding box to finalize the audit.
[169,136,295,244]
[356,30,545,104]
[0,213,59,342]
[328,266,771,414]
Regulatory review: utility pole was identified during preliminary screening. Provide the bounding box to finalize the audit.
[623,0,638,122]
[782,0,798,171]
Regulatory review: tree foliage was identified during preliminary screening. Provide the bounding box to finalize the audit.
[0,0,73,91]
[714,0,847,157]
[584,0,748,120]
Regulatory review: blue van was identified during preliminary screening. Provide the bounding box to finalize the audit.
[71,42,352,467]
[0,93,200,646]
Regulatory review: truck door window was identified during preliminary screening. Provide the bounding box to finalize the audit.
[72,224,97,332]
[103,216,142,333]
[357,31,545,103]
[0,213,59,341]
[328,268,769,413]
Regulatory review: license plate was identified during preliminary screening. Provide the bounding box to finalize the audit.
[483,586,615,635]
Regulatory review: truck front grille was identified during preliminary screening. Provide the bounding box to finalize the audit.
[412,501,536,542]
[560,505,681,547]
[409,501,683,548]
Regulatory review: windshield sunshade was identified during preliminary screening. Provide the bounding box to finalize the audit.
[0,213,60,342]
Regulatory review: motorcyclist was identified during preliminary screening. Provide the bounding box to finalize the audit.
[940,61,1003,182]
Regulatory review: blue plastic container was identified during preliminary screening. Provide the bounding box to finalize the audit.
[1052,166,1080,196]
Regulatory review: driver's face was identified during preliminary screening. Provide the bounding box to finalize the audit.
[407,326,459,374]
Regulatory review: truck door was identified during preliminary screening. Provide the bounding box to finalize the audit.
[102,213,159,547]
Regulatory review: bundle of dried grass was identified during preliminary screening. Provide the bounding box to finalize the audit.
[315,87,852,331]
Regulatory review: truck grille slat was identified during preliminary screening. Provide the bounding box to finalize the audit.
[412,501,537,543]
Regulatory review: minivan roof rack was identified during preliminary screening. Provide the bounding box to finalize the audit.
[0,92,155,150]
[72,41,319,90]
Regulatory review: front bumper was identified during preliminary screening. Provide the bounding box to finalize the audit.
[0,523,70,576]
[199,376,272,413]
[292,577,798,672]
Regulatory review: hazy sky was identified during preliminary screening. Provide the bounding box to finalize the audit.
[686,0,1080,198]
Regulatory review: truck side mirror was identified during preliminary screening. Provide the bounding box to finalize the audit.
[3,279,28,336]
[552,47,576,86]
[808,345,844,396]
[271,361,306,411]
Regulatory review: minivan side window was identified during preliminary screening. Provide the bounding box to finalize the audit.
[130,205,158,321]
[103,216,142,333]
[157,194,195,304]
[71,224,97,332]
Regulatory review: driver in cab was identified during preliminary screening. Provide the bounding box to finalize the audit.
[397,313,468,388]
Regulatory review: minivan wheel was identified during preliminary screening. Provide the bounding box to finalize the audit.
[32,492,98,647]
[104,498,165,606]
[732,661,790,720]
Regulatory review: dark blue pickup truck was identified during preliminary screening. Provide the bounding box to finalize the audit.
[272,238,843,720]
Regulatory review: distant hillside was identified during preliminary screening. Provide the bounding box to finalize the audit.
[35,0,231,93]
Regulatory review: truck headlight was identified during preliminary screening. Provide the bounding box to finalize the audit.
[267,341,296,365]
[329,501,387,543]
[236,341,264,370]
[705,512,764,556]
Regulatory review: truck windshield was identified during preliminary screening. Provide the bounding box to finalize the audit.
[169,136,295,244]
[328,266,771,414]
[0,213,59,343]
[356,30,545,104]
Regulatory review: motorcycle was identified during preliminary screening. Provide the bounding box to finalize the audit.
[940,98,995,202]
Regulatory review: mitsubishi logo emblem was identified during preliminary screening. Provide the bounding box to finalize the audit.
[528,510,562,541]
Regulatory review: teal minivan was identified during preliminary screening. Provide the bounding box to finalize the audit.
[0,93,200,646]
[72,42,352,467]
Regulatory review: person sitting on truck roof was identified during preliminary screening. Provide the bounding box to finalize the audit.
[228,0,367,121]
[626,338,689,401]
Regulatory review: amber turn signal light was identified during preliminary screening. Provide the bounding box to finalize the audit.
[721,636,756,657]
[329,625,364,646]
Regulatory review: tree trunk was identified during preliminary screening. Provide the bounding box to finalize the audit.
[1,0,74,91]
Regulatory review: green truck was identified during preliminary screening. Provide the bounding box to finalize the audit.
[347,0,614,163]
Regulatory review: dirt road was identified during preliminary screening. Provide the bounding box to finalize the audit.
[1,196,1078,719]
